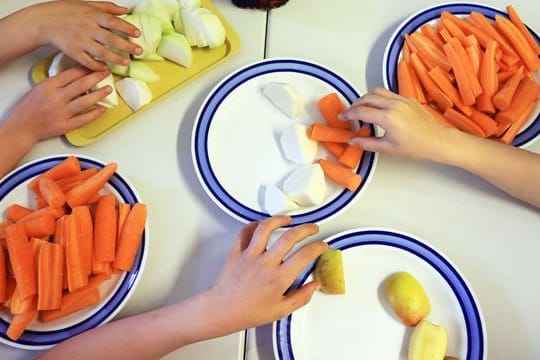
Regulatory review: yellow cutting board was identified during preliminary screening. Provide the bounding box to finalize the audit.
[31,0,240,147]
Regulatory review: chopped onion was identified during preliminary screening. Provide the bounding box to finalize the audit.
[128,61,160,82]
[123,13,163,59]
[157,32,193,67]
[92,73,118,108]
[132,0,174,34]
[116,78,153,111]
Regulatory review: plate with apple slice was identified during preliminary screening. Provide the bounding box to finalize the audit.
[191,58,378,226]
[273,228,486,360]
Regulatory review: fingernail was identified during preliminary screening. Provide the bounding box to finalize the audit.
[134,46,142,55]
[133,29,141,37]
[122,57,130,65]
[338,112,346,120]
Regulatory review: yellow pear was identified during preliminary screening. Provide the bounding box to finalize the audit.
[408,320,448,360]
[313,249,345,294]
[385,271,430,326]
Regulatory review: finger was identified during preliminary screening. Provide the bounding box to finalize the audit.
[62,70,110,99]
[280,241,328,280]
[373,86,402,99]
[265,223,319,264]
[97,12,141,38]
[51,67,91,87]
[347,92,397,111]
[65,85,112,116]
[88,1,129,16]
[93,29,142,59]
[281,281,320,313]
[71,50,108,72]
[245,216,292,257]
[68,105,108,130]
[232,222,259,256]
[340,104,392,128]
[87,39,131,66]
[349,135,393,153]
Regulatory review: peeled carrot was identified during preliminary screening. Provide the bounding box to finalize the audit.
[10,287,34,314]
[322,142,346,159]
[420,23,444,49]
[499,101,536,144]
[476,40,499,113]
[410,53,453,110]
[65,215,88,293]
[443,42,476,106]
[468,12,519,60]
[72,206,93,276]
[37,242,64,311]
[22,215,56,238]
[506,5,540,55]
[38,177,66,209]
[408,32,452,71]
[406,59,427,104]
[317,93,351,130]
[427,66,472,115]
[57,168,99,193]
[6,204,32,223]
[65,163,117,208]
[493,66,524,111]
[309,123,357,143]
[495,15,540,72]
[318,159,362,192]
[466,45,480,76]
[441,17,468,46]
[5,223,36,300]
[338,145,363,169]
[469,109,498,137]
[114,203,147,271]
[397,58,416,98]
[17,206,65,223]
[40,285,100,323]
[29,156,81,195]
[441,11,492,49]
[448,37,483,97]
[443,108,486,137]
[0,244,7,302]
[7,301,37,341]
[93,195,117,264]
[117,203,131,240]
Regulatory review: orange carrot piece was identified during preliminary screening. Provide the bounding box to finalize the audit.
[0,219,11,239]
[420,23,444,49]
[29,156,81,195]
[22,215,56,238]
[318,159,362,192]
[0,244,6,302]
[317,93,351,130]
[422,105,453,127]
[467,12,519,61]
[441,17,468,46]
[40,285,100,323]
[495,15,540,72]
[443,42,476,106]
[438,28,453,44]
[406,59,427,104]
[448,37,483,97]
[443,108,486,137]
[17,206,65,223]
[10,287,34,314]
[427,66,472,116]
[114,203,147,271]
[338,145,363,169]
[5,223,36,300]
[441,11,492,49]
[117,203,131,240]
[38,177,66,209]
[466,45,480,76]
[37,242,64,311]
[322,142,346,159]
[7,302,37,341]
[469,109,498,137]
[499,101,536,144]
[6,204,33,223]
[506,5,540,55]
[357,125,371,137]
[309,123,357,143]
[72,206,93,276]
[410,53,453,110]
[493,66,525,111]
[397,58,416,98]
[65,163,117,208]
[409,32,452,71]
[65,215,88,293]
[476,40,499,113]
[58,168,99,193]
[403,41,412,63]
[93,195,117,263]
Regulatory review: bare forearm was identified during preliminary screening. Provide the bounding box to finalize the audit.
[436,128,540,208]
[0,5,43,66]
[0,118,36,179]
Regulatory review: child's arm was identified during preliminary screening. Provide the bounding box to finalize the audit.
[39,216,327,360]
[0,67,112,178]
[0,1,141,70]
[340,87,540,208]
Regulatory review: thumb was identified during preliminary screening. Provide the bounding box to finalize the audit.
[283,281,320,312]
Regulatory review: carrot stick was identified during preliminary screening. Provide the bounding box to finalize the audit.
[493,66,525,111]
[499,101,536,144]
[506,5,540,55]
[29,156,81,195]
[65,215,88,293]
[420,23,444,49]
[114,203,146,272]
[443,42,476,106]
[441,17,468,46]
[357,125,371,137]
[5,223,36,300]
[338,145,363,169]
[65,163,117,208]
[117,203,131,240]
[0,244,7,302]
[409,32,452,71]
[443,108,486,137]
[57,168,99,193]
[17,206,65,223]
[438,28,453,44]
[38,177,66,209]
[469,109,498,137]
[37,242,64,311]
[22,215,56,238]
[409,53,453,110]
[422,104,453,127]
[467,12,519,58]
[318,159,362,192]
[6,301,37,341]
[406,59,427,104]
[398,58,416,98]
[92,257,112,275]
[40,285,100,323]
[441,11,493,49]
[35,195,48,210]
[72,206,93,276]
[495,15,540,72]
[448,37,483,97]
[317,93,351,130]
[322,142,346,159]
[466,45,480,76]
[427,66,472,116]
[93,195,117,263]
[309,123,357,143]
[10,287,34,314]
[476,40,499,113]
[6,204,33,223]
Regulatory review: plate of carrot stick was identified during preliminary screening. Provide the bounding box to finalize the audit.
[0,155,147,349]
[383,3,540,147]
[192,58,378,226]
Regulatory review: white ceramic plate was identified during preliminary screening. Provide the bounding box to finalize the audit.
[192,58,377,226]
[382,2,540,147]
[273,229,486,360]
[0,155,148,349]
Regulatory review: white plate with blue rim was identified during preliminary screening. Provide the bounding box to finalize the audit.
[382,2,540,147]
[273,228,486,360]
[192,58,377,226]
[0,155,147,350]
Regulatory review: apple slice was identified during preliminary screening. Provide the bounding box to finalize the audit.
[282,164,326,207]
[262,82,303,118]
[280,124,318,164]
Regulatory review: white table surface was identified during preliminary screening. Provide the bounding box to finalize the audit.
[0,1,539,360]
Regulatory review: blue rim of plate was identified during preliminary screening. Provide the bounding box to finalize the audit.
[273,229,486,360]
[382,2,540,147]
[192,58,377,226]
[0,155,147,349]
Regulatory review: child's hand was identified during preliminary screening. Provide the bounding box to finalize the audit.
[209,216,328,330]
[34,1,142,71]
[340,87,455,161]
[6,67,113,147]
